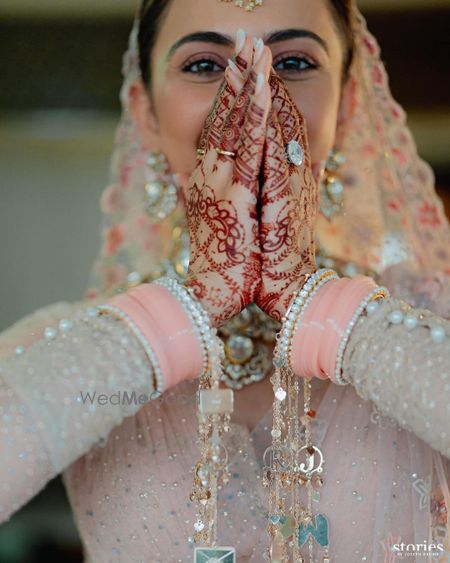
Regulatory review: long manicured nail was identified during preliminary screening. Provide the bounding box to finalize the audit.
[235,29,246,54]
[252,37,264,63]
[255,72,265,95]
[227,58,244,79]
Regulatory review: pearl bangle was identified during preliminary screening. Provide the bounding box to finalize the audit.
[96,304,163,398]
[153,277,215,376]
[334,287,389,385]
[278,269,339,369]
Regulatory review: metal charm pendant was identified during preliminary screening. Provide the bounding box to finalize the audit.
[194,546,236,562]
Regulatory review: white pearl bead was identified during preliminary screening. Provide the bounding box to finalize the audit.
[15,346,25,356]
[430,325,446,344]
[44,327,57,340]
[403,314,418,330]
[366,301,379,316]
[389,310,404,324]
[59,319,73,333]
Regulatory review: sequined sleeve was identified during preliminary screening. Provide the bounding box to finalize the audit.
[379,263,450,319]
[343,297,450,459]
[0,305,155,523]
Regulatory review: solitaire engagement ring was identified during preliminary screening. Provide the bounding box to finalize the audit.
[285,140,304,166]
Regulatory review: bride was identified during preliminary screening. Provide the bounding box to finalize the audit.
[1,0,449,561]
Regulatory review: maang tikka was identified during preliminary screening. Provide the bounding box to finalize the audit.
[220,0,264,11]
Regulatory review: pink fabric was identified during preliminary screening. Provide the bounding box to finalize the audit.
[108,284,203,391]
[292,276,378,383]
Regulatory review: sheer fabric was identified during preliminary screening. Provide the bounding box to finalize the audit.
[0,296,449,561]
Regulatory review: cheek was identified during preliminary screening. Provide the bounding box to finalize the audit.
[288,81,340,165]
[153,81,220,175]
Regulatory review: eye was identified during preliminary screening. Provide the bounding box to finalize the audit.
[182,57,225,75]
[273,55,318,74]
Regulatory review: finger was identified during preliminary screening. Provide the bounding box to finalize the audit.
[220,45,272,157]
[262,109,290,207]
[197,31,252,154]
[234,31,254,75]
[262,110,317,262]
[269,70,312,168]
[225,34,260,94]
[224,65,244,96]
[198,80,235,154]
[233,71,271,189]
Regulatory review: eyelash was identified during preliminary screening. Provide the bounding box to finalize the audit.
[181,54,318,76]
[273,54,318,73]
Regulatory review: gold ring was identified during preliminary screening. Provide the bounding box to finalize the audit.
[196,148,206,156]
[215,147,236,158]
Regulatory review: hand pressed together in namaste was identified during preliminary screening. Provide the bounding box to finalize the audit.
[176,32,319,326]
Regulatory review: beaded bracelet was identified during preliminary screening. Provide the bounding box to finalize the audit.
[96,303,163,398]
[278,269,339,370]
[153,277,213,376]
[332,287,389,385]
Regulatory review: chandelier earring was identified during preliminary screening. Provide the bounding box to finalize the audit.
[319,148,346,220]
[144,151,178,223]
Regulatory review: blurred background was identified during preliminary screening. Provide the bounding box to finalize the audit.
[0,0,449,561]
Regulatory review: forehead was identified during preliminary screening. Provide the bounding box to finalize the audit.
[155,0,342,56]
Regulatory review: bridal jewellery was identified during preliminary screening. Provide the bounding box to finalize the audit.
[173,268,389,562]
[319,148,346,220]
[123,145,370,393]
[153,278,237,562]
[220,0,264,11]
[145,151,178,223]
[263,269,337,562]
[261,270,389,562]
[143,0,264,15]
[216,147,236,158]
[113,153,377,395]
[286,140,304,167]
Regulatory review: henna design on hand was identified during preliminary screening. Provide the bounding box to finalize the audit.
[186,58,271,327]
[257,71,318,321]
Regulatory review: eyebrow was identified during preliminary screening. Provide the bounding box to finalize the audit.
[167,28,329,60]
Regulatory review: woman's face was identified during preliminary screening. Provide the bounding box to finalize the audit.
[132,0,351,176]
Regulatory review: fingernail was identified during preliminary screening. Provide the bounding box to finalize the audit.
[227,58,244,79]
[235,29,246,54]
[255,72,265,96]
[253,37,264,63]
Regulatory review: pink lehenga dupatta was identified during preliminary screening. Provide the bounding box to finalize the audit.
[67,1,450,560]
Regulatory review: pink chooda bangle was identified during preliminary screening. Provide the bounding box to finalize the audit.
[108,284,203,393]
[291,275,378,383]
[320,276,377,383]
[291,278,347,379]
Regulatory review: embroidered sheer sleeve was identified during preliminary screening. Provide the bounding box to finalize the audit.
[343,297,450,459]
[0,302,156,524]
[380,263,450,320]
